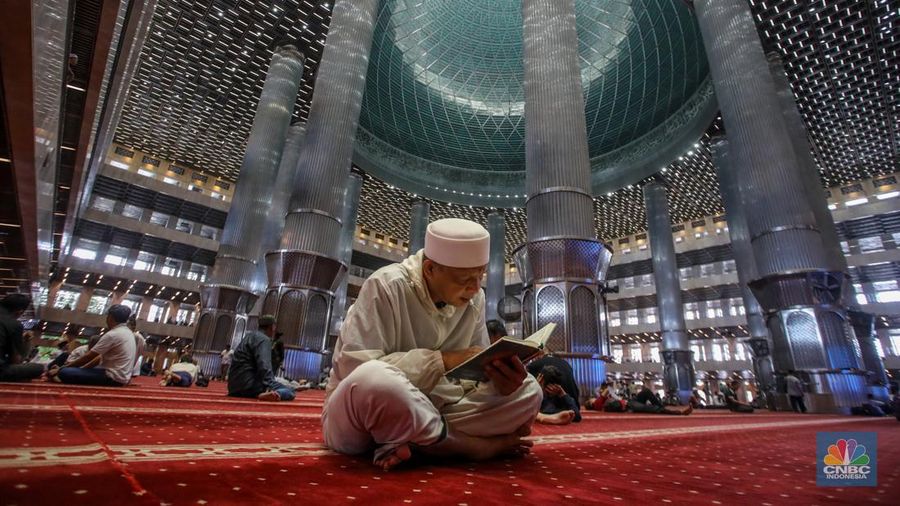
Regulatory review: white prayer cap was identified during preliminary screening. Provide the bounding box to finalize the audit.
[424,218,490,268]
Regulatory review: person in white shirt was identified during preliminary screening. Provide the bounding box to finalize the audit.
[323,219,542,471]
[50,305,136,387]
[160,358,199,387]
[220,344,234,380]
[127,318,146,378]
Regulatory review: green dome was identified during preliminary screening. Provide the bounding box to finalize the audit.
[354,0,716,207]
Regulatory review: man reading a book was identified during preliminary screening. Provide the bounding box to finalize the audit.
[322,218,543,470]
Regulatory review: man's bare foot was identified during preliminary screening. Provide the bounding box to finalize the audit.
[258,390,281,401]
[419,427,533,462]
[535,410,575,425]
[374,444,413,471]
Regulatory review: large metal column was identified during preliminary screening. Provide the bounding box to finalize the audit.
[767,53,846,275]
[193,45,305,375]
[408,200,430,255]
[516,0,612,398]
[643,180,694,403]
[260,122,309,283]
[485,211,506,323]
[328,171,364,338]
[695,0,866,412]
[265,0,379,380]
[711,136,776,408]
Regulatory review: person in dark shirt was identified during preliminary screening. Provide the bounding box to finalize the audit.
[527,354,581,419]
[534,365,580,425]
[0,294,43,382]
[629,386,692,415]
[721,380,754,413]
[227,315,294,401]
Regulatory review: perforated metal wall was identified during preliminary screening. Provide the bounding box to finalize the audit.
[277,290,306,347]
[230,318,246,350]
[194,313,213,351]
[537,286,566,352]
[211,314,233,351]
[300,293,329,350]
[522,289,534,336]
[262,291,278,318]
[818,310,855,370]
[785,310,826,369]
[569,286,599,354]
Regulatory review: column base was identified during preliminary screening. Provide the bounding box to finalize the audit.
[662,350,695,404]
[284,348,329,382]
[193,309,249,354]
[557,354,608,402]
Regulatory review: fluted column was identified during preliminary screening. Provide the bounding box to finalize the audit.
[517,0,611,399]
[767,53,846,275]
[711,136,776,406]
[194,45,304,369]
[485,211,506,323]
[695,0,866,412]
[643,180,694,403]
[408,199,430,255]
[523,0,594,239]
[279,0,379,256]
[329,171,364,336]
[258,122,308,282]
[266,0,378,380]
[210,45,305,294]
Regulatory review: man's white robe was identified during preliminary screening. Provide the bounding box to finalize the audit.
[322,252,542,460]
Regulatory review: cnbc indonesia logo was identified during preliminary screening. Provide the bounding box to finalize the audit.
[821,438,872,482]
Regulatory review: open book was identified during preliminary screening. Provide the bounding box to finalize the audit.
[445,323,557,382]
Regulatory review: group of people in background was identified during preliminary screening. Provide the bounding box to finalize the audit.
[0,292,311,403]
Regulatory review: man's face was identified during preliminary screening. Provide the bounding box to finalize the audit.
[423,260,486,308]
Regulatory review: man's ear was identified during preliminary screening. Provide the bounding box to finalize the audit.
[422,258,435,279]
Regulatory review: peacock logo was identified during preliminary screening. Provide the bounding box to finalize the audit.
[817,432,877,487]
[823,438,870,466]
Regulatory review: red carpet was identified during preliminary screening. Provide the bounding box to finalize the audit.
[1,377,897,505]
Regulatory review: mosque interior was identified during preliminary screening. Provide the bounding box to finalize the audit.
[1,0,899,503]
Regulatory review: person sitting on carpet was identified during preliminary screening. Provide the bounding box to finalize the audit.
[322,218,542,471]
[227,315,295,402]
[534,365,580,425]
[47,335,100,372]
[160,356,199,387]
[628,386,692,415]
[851,394,889,417]
[689,389,705,409]
[527,354,580,422]
[0,293,44,382]
[41,339,70,365]
[584,381,627,412]
[721,380,754,413]
[128,317,146,380]
[49,305,137,387]
[140,357,155,376]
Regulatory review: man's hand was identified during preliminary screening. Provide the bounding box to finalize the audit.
[545,384,565,397]
[484,355,527,396]
[441,346,482,372]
